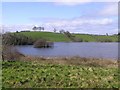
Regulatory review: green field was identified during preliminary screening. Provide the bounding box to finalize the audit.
[2,60,119,88]
[75,34,118,42]
[18,31,71,42]
[17,31,118,42]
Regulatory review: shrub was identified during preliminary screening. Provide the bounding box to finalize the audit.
[2,45,24,61]
[84,40,88,42]
[34,39,53,48]
[74,37,83,42]
[2,33,34,45]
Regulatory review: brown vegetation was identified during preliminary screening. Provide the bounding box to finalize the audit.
[34,39,53,48]
[2,33,34,45]
[2,45,24,61]
[64,31,83,42]
[20,56,118,68]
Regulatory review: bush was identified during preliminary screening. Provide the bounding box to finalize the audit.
[2,45,24,61]
[74,37,83,42]
[2,33,34,45]
[84,40,88,42]
[34,39,53,48]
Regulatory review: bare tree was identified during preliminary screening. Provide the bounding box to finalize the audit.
[41,27,44,31]
[53,28,57,33]
[49,25,57,33]
[106,33,108,36]
[42,27,44,31]
[59,29,65,33]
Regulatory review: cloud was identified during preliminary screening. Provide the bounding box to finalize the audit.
[54,0,119,6]
[2,0,119,2]
[54,0,93,6]
[44,18,113,27]
[37,17,117,34]
[2,16,117,34]
[2,24,34,33]
[2,2,118,35]
[100,3,118,16]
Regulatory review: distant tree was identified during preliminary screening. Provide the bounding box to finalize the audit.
[53,28,57,33]
[65,31,71,37]
[41,27,44,31]
[32,26,37,31]
[43,27,44,31]
[118,32,120,35]
[36,27,45,31]
[106,33,108,36]
[59,29,65,33]
[38,27,41,31]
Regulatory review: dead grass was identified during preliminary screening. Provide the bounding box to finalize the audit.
[2,45,25,61]
[20,56,118,68]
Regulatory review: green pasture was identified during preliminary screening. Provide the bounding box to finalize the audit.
[2,61,119,88]
[16,31,118,42]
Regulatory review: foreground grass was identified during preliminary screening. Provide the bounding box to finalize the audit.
[2,58,119,88]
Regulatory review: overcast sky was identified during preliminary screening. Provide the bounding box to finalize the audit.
[1,1,118,34]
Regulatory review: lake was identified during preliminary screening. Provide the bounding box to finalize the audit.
[15,42,118,59]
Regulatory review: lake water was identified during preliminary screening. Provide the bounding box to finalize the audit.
[15,42,118,59]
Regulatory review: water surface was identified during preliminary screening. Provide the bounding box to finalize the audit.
[16,42,118,59]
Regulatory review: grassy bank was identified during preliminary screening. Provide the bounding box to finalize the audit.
[75,34,118,42]
[16,31,118,42]
[18,31,71,42]
[2,56,119,88]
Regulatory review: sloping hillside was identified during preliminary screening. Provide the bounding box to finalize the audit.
[16,31,118,42]
[18,31,71,42]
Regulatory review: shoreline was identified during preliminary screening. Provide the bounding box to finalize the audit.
[23,55,118,61]
[20,55,118,68]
